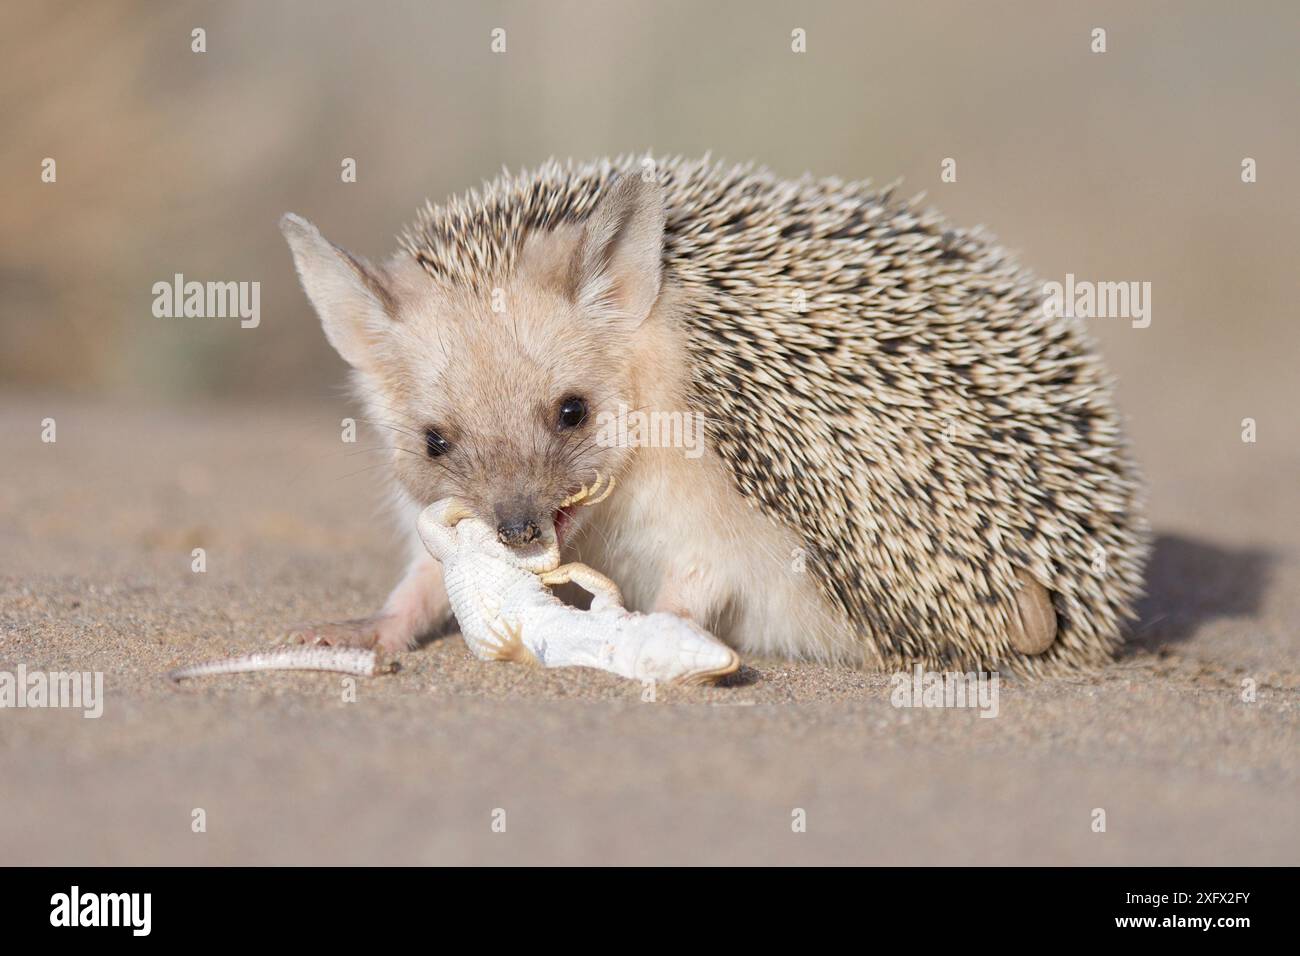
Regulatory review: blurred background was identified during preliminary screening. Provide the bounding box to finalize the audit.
[7,0,1300,562]
[3,0,1296,400]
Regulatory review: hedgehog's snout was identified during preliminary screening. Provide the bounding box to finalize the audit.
[497,519,540,547]
[493,497,543,548]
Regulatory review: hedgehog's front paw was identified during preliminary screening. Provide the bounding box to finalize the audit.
[282,616,392,650]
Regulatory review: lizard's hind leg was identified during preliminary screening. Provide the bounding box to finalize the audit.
[541,563,624,610]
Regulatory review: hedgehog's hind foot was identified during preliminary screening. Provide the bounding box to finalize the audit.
[1007,569,1057,655]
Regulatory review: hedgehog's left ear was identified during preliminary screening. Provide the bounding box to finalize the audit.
[280,213,397,372]
[573,175,666,327]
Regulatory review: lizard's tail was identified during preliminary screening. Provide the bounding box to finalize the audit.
[166,646,396,684]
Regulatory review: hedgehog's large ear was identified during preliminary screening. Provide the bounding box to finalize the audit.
[279,213,396,370]
[574,176,666,326]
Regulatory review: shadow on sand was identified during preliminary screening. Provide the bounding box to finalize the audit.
[1126,532,1274,654]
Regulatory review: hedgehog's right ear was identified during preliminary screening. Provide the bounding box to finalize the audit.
[573,176,666,327]
[279,213,395,370]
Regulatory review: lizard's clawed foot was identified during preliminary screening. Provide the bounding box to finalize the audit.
[540,562,625,610]
[559,472,617,509]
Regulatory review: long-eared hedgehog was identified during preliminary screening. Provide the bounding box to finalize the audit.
[281,154,1150,677]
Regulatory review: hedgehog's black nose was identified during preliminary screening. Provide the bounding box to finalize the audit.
[494,497,542,547]
[496,518,540,547]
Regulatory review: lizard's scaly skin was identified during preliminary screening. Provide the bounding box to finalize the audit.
[167,646,387,684]
[417,498,740,685]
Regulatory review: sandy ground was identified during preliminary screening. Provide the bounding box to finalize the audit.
[1,395,1297,865]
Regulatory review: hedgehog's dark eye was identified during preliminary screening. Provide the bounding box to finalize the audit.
[557,396,588,430]
[425,428,450,458]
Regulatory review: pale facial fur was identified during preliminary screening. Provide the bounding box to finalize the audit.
[280,177,848,660]
[370,240,643,548]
